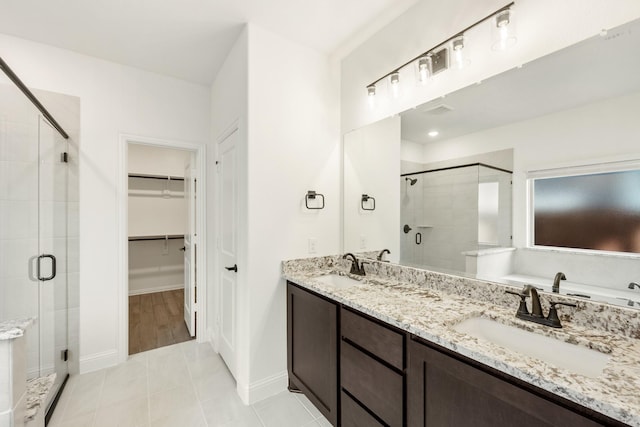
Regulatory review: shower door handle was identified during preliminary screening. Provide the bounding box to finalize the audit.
[37,254,57,281]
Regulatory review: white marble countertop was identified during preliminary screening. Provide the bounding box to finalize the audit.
[0,318,34,341]
[283,256,640,426]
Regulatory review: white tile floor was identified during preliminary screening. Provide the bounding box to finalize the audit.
[49,341,331,427]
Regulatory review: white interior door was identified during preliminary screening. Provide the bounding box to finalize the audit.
[183,153,197,336]
[218,129,238,376]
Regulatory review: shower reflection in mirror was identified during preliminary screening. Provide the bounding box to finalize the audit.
[401,162,512,270]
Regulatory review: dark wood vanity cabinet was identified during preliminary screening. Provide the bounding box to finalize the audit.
[407,336,614,427]
[340,307,406,427]
[287,280,623,427]
[287,282,339,426]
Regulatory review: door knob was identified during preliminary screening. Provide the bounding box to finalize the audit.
[180,246,186,251]
[225,264,238,273]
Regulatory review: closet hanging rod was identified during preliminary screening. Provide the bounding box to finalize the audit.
[128,173,185,181]
[0,56,70,140]
[128,234,184,242]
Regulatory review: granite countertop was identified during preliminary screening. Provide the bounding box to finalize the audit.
[0,318,34,341]
[282,256,640,426]
[25,373,56,421]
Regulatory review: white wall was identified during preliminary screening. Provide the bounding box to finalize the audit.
[0,34,210,372]
[207,23,341,403]
[127,177,185,237]
[344,116,400,261]
[341,0,640,133]
[128,239,184,295]
[208,26,250,393]
[128,144,191,178]
[245,24,341,400]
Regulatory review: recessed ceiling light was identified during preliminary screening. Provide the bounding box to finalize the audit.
[428,130,439,137]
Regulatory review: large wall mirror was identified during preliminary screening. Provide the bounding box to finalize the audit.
[343,17,640,308]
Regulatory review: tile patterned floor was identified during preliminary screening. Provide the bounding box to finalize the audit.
[49,341,331,427]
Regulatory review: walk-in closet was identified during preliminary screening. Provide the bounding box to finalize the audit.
[127,144,196,354]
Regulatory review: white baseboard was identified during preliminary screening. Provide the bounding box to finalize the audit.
[239,370,288,405]
[128,283,184,296]
[206,327,218,352]
[79,349,119,374]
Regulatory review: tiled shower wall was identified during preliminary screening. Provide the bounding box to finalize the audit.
[0,83,42,378]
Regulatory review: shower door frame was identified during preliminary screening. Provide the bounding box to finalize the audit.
[116,133,208,364]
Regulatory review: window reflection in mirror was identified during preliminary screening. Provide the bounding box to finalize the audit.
[532,168,640,253]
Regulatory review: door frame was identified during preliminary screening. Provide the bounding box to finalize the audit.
[117,133,207,363]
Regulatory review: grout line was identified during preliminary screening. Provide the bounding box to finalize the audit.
[88,372,105,427]
[251,405,268,427]
[182,342,210,426]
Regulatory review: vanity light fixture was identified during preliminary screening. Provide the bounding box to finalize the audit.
[365,2,515,102]
[367,84,376,109]
[389,72,401,98]
[492,8,517,51]
[417,55,432,84]
[451,35,469,69]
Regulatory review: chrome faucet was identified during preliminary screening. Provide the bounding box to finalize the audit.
[506,285,576,328]
[552,272,566,293]
[629,282,640,290]
[377,249,391,262]
[342,253,367,276]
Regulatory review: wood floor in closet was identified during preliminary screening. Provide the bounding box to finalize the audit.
[128,289,194,355]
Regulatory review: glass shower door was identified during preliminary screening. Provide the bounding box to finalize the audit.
[38,116,69,408]
[0,81,69,417]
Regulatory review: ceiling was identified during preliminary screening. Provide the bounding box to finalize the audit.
[0,0,415,85]
[402,17,640,144]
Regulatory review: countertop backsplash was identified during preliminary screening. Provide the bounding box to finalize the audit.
[282,255,640,339]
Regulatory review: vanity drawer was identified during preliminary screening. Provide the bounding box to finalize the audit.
[341,391,385,427]
[341,307,404,370]
[341,341,403,426]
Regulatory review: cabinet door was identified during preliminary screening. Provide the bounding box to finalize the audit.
[407,338,605,427]
[287,282,338,426]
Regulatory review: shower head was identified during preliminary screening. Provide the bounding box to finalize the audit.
[405,177,418,186]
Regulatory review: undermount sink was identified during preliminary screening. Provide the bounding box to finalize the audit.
[314,274,361,289]
[453,317,610,378]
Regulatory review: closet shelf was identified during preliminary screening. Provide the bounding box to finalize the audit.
[128,234,184,242]
[128,173,185,181]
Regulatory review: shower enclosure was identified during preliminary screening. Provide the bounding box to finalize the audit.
[0,58,78,420]
[400,163,512,271]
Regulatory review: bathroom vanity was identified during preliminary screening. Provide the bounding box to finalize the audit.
[283,256,640,427]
